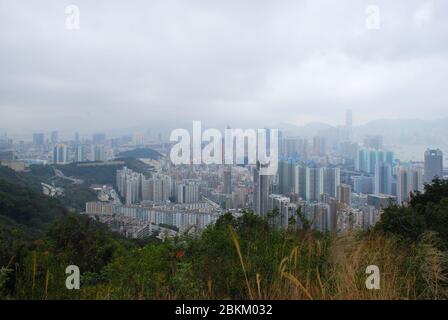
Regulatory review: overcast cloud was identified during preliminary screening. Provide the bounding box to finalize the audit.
[0,0,447,136]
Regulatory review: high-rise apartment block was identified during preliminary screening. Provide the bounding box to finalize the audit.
[223,167,232,195]
[53,144,68,164]
[176,181,199,204]
[294,163,340,202]
[337,184,352,206]
[375,162,392,195]
[397,167,423,204]
[253,162,270,217]
[33,133,45,146]
[424,149,443,184]
[356,148,394,174]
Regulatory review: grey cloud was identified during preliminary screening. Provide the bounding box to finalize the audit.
[0,0,447,137]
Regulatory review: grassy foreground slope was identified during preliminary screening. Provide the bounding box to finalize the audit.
[1,177,448,300]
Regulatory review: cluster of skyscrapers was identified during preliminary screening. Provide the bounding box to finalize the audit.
[4,131,146,166]
[251,144,444,232]
[116,166,201,205]
[1,110,446,237]
[247,111,445,233]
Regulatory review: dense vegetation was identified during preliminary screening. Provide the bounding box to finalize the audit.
[54,163,122,186]
[0,165,42,191]
[1,174,448,300]
[0,158,153,212]
[377,178,448,248]
[0,175,155,299]
[59,185,98,212]
[30,159,152,186]
[0,177,68,287]
[0,165,96,212]
[0,178,67,231]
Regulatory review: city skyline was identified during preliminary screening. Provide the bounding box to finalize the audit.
[2,0,448,303]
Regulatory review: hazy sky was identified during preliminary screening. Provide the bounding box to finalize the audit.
[1,0,447,136]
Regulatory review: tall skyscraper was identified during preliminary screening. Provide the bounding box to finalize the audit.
[116,167,132,197]
[53,144,68,164]
[223,167,232,195]
[337,184,352,206]
[356,148,394,174]
[75,144,84,162]
[253,162,270,217]
[424,149,443,184]
[33,133,45,146]
[92,144,107,162]
[295,164,341,202]
[116,167,142,204]
[295,164,310,200]
[267,194,293,229]
[151,174,172,203]
[309,166,324,202]
[177,181,199,203]
[278,159,296,194]
[323,167,341,198]
[375,163,392,195]
[397,167,423,204]
[355,149,370,173]
[141,176,152,201]
[125,175,141,205]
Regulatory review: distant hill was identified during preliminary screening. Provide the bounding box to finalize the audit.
[273,117,448,152]
[273,122,332,137]
[0,164,41,191]
[0,165,97,212]
[0,159,154,189]
[117,148,162,160]
[354,118,448,147]
[0,160,153,211]
[51,162,123,186]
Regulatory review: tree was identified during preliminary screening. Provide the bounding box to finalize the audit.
[376,178,448,247]
[46,214,120,273]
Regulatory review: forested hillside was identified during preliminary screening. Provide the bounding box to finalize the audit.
[1,173,448,300]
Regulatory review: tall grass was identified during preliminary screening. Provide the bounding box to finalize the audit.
[7,229,448,300]
[227,230,448,300]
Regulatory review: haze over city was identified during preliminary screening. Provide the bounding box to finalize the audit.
[2,0,448,306]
